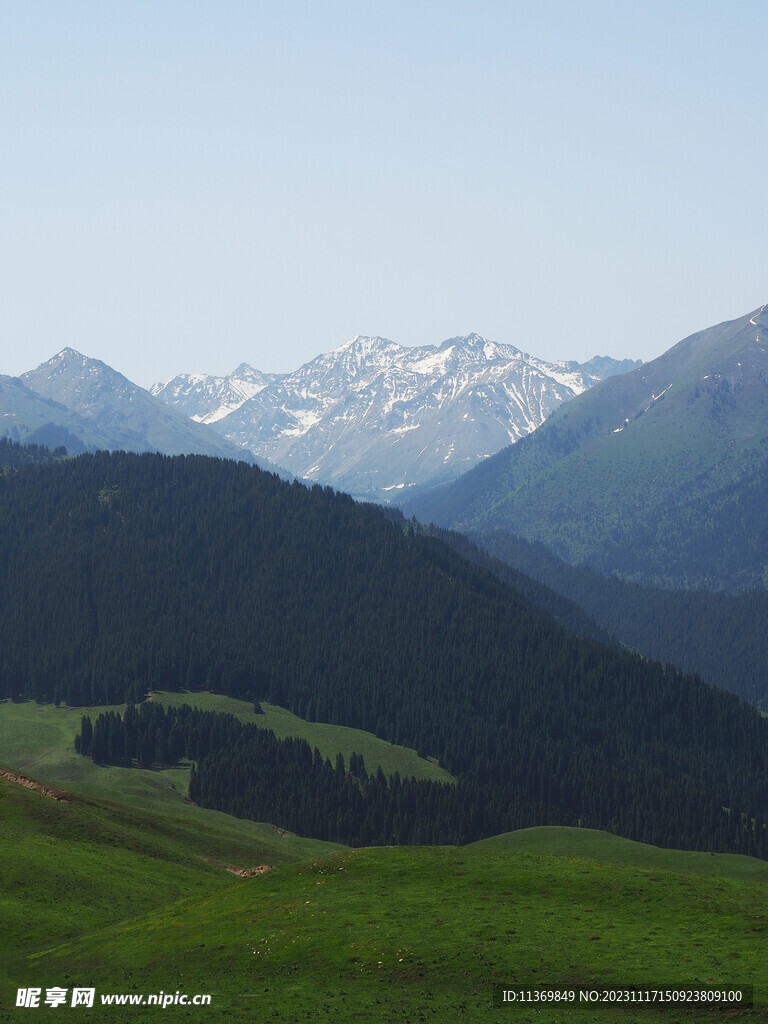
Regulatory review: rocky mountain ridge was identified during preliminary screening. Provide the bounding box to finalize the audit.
[152,334,639,498]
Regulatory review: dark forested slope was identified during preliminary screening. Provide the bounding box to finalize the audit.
[470,529,768,707]
[0,435,64,471]
[3,451,768,855]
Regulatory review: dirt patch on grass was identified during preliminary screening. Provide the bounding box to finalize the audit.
[0,768,72,802]
[202,857,272,878]
[225,865,272,878]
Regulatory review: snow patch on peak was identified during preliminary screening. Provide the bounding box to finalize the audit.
[750,302,768,334]
[152,330,634,498]
[50,347,87,366]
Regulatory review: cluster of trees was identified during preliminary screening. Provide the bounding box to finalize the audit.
[77,703,467,845]
[0,436,64,473]
[4,448,768,856]
[76,698,768,857]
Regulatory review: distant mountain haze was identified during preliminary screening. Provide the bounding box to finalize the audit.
[2,338,638,491]
[151,363,285,425]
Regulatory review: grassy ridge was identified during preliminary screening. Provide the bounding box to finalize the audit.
[472,827,768,881]
[0,695,452,807]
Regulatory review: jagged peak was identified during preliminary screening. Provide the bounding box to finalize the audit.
[337,334,399,352]
[439,332,488,347]
[50,347,88,364]
[308,335,403,375]
[436,333,526,363]
[38,348,112,374]
[24,349,139,397]
[230,362,261,377]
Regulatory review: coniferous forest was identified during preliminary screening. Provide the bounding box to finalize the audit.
[463,526,768,708]
[3,448,768,857]
[0,435,64,471]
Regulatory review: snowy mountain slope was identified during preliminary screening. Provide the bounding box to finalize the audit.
[17,349,266,464]
[153,334,639,498]
[150,364,285,424]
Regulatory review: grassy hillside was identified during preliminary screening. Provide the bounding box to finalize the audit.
[153,691,454,783]
[0,696,450,808]
[5,808,767,1022]
[471,826,768,881]
[3,710,768,1022]
[0,699,339,864]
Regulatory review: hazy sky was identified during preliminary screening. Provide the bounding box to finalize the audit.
[1,1,766,387]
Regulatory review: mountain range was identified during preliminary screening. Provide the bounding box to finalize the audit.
[151,335,639,498]
[2,349,266,465]
[406,303,768,591]
[2,338,637,494]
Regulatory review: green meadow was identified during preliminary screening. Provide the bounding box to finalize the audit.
[153,690,454,784]
[1,699,767,1023]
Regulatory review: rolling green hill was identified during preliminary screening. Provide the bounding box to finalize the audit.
[3,766,767,1024]
[406,304,768,591]
[3,635,768,1020]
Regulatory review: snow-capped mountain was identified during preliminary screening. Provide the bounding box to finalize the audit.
[150,364,285,424]
[16,349,268,464]
[153,335,640,498]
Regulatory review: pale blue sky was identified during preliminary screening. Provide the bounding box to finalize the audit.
[1,0,766,386]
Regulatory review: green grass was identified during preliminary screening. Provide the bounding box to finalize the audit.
[8,839,768,1023]
[0,697,338,869]
[471,826,768,882]
[0,694,452,801]
[0,779,230,983]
